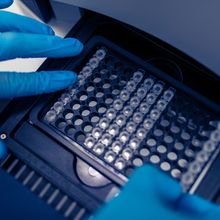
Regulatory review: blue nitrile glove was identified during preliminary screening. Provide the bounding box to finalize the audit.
[92,165,220,220]
[0,0,83,99]
[0,141,7,160]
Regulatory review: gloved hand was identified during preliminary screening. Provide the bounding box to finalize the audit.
[0,0,83,99]
[0,140,7,160]
[93,165,220,220]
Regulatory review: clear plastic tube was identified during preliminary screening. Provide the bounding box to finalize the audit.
[108,124,120,136]
[130,97,140,109]
[92,128,102,139]
[129,138,140,150]
[113,99,124,111]
[106,108,117,120]
[116,115,126,127]
[104,151,116,163]
[95,48,107,60]
[119,131,130,143]
[132,71,144,83]
[143,118,154,130]
[53,101,64,113]
[122,148,133,160]
[99,118,110,130]
[84,137,96,148]
[126,121,137,133]
[133,112,143,124]
[120,90,130,101]
[112,141,122,154]
[123,106,133,117]
[93,143,105,155]
[101,133,112,146]
[45,110,57,123]
[136,128,146,140]
[114,158,126,170]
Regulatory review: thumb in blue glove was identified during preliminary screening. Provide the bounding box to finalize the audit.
[0,1,84,99]
[92,165,220,220]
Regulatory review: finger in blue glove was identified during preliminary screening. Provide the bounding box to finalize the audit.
[0,0,13,9]
[0,71,77,98]
[0,11,54,35]
[0,15,83,98]
[0,140,7,160]
[92,165,220,220]
[0,33,83,61]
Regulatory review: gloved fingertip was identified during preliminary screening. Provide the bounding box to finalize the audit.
[0,0,13,9]
[129,165,181,203]
[63,38,84,56]
[43,71,78,92]
[177,193,218,216]
[0,141,7,160]
[44,25,55,36]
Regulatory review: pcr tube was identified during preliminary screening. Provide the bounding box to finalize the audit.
[113,99,124,111]
[120,90,130,101]
[104,151,116,163]
[156,99,168,111]
[53,101,64,114]
[45,110,57,123]
[132,71,144,83]
[106,108,117,120]
[130,97,140,109]
[136,128,146,140]
[144,78,154,90]
[119,131,130,143]
[152,83,164,95]
[112,141,122,154]
[93,143,105,155]
[133,112,143,124]
[181,172,194,186]
[123,106,133,117]
[108,124,120,136]
[116,115,126,127]
[69,87,77,96]
[150,109,161,120]
[89,57,99,69]
[84,137,96,149]
[60,93,71,105]
[139,102,149,114]
[126,81,136,92]
[95,48,107,60]
[188,161,202,174]
[78,74,85,85]
[126,121,137,133]
[82,66,92,77]
[143,118,154,130]
[146,93,157,105]
[114,158,126,170]
[122,148,133,160]
[92,127,102,139]
[196,151,210,163]
[211,130,220,142]
[203,140,216,153]
[101,133,112,146]
[163,89,175,102]
[99,118,110,130]
[137,87,147,99]
[129,138,140,150]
